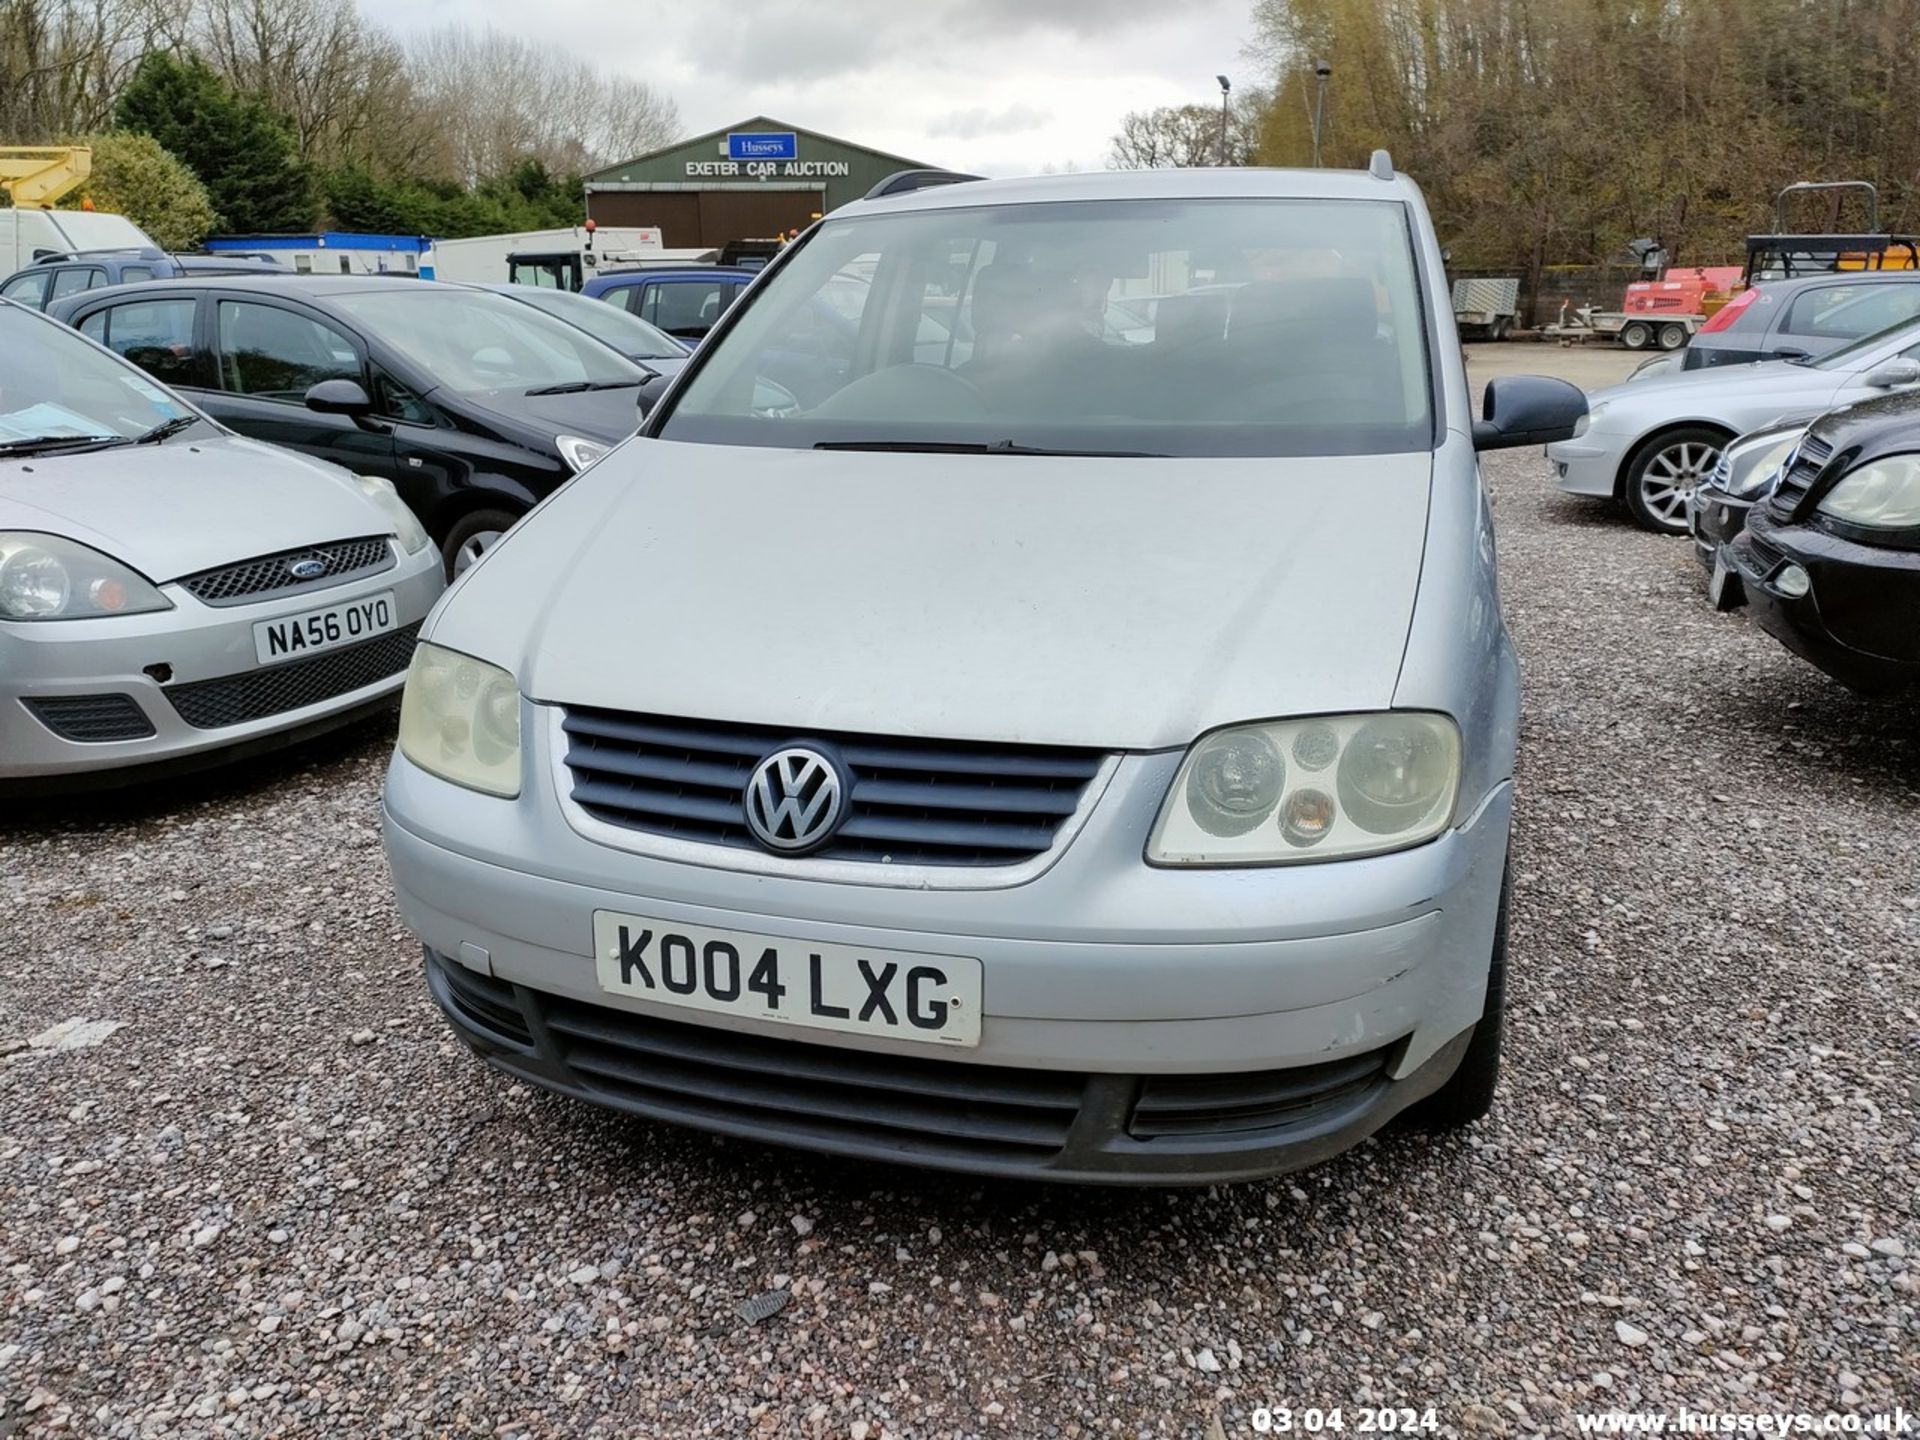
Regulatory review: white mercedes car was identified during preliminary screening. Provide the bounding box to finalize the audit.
[0,298,443,791]
[1547,315,1920,533]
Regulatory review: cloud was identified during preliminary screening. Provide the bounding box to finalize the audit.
[927,103,1052,140]
[378,0,1254,177]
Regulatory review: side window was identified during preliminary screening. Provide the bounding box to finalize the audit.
[95,298,199,386]
[216,300,361,401]
[374,369,432,425]
[295,255,313,274]
[1785,286,1866,339]
[3,270,52,310]
[121,266,156,283]
[79,311,108,343]
[48,267,102,301]
[643,280,728,337]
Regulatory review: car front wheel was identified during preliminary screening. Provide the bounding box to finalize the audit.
[441,508,520,580]
[1624,426,1726,534]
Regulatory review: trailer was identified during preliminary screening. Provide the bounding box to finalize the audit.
[1451,277,1520,339]
[423,225,663,286]
[1539,265,1742,350]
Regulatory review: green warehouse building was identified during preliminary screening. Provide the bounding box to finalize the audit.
[584,117,941,250]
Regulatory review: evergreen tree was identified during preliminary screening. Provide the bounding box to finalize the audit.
[115,52,316,234]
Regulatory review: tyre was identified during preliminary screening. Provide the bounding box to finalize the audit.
[1658,322,1689,351]
[440,508,520,580]
[1620,320,1652,350]
[1405,863,1508,1132]
[1623,426,1727,534]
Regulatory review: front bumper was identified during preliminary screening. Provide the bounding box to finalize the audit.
[1728,510,1920,692]
[0,544,443,786]
[1687,484,1757,570]
[1544,437,1621,498]
[384,706,1514,1182]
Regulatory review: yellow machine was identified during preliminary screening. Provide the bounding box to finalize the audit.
[0,145,92,208]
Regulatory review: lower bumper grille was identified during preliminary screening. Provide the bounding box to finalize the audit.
[165,623,420,730]
[22,693,156,742]
[424,950,1403,1178]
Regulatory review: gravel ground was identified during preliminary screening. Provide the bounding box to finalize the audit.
[3,441,1916,1437]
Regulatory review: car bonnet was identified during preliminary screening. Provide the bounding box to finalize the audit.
[0,434,397,583]
[429,439,1438,752]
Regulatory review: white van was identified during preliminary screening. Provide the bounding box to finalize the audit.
[0,209,156,274]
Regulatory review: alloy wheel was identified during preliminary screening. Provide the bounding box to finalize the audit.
[1638,441,1720,528]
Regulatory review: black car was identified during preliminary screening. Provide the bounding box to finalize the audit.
[0,248,285,311]
[48,275,648,576]
[1685,419,1809,608]
[1683,272,1920,371]
[1726,387,1920,692]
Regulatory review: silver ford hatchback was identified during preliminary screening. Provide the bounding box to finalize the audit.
[382,161,1585,1183]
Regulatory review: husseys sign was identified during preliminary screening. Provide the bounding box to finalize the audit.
[687,132,851,180]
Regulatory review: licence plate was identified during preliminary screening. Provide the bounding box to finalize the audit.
[592,911,982,1047]
[253,591,396,665]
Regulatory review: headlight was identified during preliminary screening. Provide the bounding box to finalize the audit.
[1816,454,1920,529]
[0,533,171,622]
[1148,713,1461,865]
[556,434,611,474]
[397,643,522,797]
[353,475,431,554]
[1726,427,1807,499]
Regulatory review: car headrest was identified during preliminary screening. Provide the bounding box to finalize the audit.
[1153,291,1230,352]
[969,263,1038,342]
[1227,278,1379,347]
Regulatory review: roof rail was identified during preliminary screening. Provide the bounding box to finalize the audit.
[864,169,985,200]
[1369,150,1395,181]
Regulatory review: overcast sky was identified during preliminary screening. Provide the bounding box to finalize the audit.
[384,0,1256,174]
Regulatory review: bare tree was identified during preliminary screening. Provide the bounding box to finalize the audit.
[1108,95,1263,170]
[193,0,431,169]
[404,25,679,185]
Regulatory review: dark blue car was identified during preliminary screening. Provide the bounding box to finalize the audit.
[0,247,285,311]
[580,266,757,341]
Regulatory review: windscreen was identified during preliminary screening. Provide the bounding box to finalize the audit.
[0,306,192,444]
[1810,313,1920,369]
[657,197,1435,457]
[332,288,644,396]
[509,287,689,360]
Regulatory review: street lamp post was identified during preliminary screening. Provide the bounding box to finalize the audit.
[1311,60,1332,167]
[1217,74,1232,166]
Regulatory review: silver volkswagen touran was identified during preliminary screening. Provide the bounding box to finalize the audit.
[383,161,1585,1183]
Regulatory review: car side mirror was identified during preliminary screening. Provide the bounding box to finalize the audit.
[1863,358,1920,389]
[304,378,373,417]
[1473,374,1588,450]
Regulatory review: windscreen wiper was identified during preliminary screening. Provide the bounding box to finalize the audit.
[814,439,1167,458]
[135,415,198,444]
[0,433,125,457]
[525,379,643,396]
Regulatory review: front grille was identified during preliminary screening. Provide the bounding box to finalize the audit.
[179,536,394,606]
[1770,432,1833,513]
[22,693,155,742]
[560,709,1106,867]
[164,622,419,729]
[1130,1050,1391,1138]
